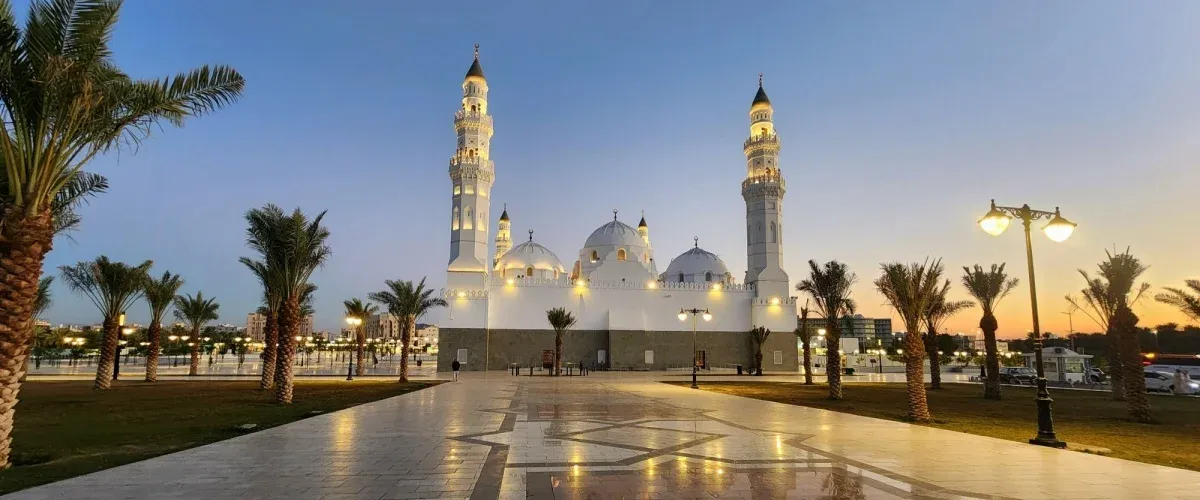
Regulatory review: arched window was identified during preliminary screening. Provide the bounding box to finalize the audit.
[526,266,534,277]
[470,104,477,112]
[760,127,767,136]
[452,207,460,230]
[678,273,685,283]
[756,222,763,242]
[617,249,627,261]
[591,250,598,262]
[553,270,559,279]
[705,272,713,282]
[770,222,777,243]
[463,207,473,230]
[642,253,649,263]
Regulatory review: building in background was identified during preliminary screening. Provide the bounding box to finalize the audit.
[798,314,892,352]
[365,313,401,340]
[414,324,439,354]
[211,324,240,334]
[245,313,266,342]
[301,314,314,339]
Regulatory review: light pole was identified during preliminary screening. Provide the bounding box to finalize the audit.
[113,312,130,380]
[979,199,1076,448]
[345,317,362,380]
[677,308,712,389]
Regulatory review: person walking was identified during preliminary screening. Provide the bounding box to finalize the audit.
[451,359,461,382]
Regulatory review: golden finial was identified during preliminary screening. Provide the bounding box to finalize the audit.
[758,73,763,87]
[694,236,699,248]
[474,43,480,59]
[528,229,533,242]
[613,209,618,221]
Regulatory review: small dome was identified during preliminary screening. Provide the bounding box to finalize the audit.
[664,244,730,283]
[496,239,565,276]
[584,219,647,249]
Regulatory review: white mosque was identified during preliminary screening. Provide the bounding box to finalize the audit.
[439,46,798,371]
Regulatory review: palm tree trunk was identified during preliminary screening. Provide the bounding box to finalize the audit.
[981,316,1001,400]
[1115,306,1151,422]
[802,339,813,385]
[275,298,299,404]
[260,311,277,390]
[146,322,162,382]
[755,349,763,376]
[554,330,564,376]
[95,317,120,390]
[0,209,54,468]
[355,328,366,376]
[399,316,413,382]
[902,328,932,421]
[189,327,201,376]
[1107,326,1124,401]
[925,332,942,390]
[826,321,842,399]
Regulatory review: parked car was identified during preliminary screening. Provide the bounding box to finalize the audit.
[1144,371,1200,395]
[1087,368,1106,383]
[998,367,1037,385]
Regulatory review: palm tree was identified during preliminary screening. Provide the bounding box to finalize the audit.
[874,259,944,422]
[796,260,857,400]
[242,258,281,390]
[961,264,1019,400]
[0,1,243,468]
[142,271,184,382]
[748,326,772,376]
[1069,276,1124,400]
[923,281,973,390]
[797,299,814,385]
[173,292,219,376]
[1075,249,1153,422]
[1156,280,1200,322]
[19,277,54,382]
[546,308,577,376]
[59,257,152,390]
[275,283,316,385]
[370,278,445,382]
[343,298,377,376]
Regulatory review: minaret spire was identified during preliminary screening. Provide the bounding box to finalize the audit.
[448,45,495,275]
[528,229,534,242]
[742,74,788,298]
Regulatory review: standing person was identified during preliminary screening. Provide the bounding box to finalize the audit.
[451,359,461,382]
[1173,369,1187,395]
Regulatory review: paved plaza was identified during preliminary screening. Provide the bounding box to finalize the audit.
[6,373,1199,500]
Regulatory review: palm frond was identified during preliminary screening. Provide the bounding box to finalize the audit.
[960,264,1018,314]
[1156,280,1200,322]
[58,255,151,320]
[546,307,576,332]
[172,290,220,331]
[143,270,184,324]
[34,275,53,319]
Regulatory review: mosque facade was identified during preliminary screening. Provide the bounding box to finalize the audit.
[438,47,798,371]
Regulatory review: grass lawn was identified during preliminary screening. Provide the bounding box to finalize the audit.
[0,379,439,494]
[673,381,1200,472]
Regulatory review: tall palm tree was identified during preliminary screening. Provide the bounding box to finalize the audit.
[142,271,184,382]
[0,1,243,468]
[1076,249,1153,422]
[173,292,219,377]
[748,326,772,376]
[370,278,445,382]
[796,260,857,400]
[961,264,1019,400]
[923,281,973,390]
[874,259,944,422]
[59,257,152,390]
[1156,280,1200,322]
[1069,276,1124,400]
[797,299,814,385]
[276,283,316,385]
[242,258,281,390]
[343,298,378,376]
[546,308,577,376]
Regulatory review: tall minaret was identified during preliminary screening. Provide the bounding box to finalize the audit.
[493,204,511,267]
[742,74,789,299]
[637,210,650,245]
[448,44,495,278]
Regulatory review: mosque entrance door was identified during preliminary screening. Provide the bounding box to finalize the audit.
[695,350,707,370]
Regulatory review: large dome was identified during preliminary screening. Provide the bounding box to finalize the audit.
[496,240,565,277]
[584,220,647,249]
[664,245,730,283]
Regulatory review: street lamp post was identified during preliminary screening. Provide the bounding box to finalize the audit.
[114,312,129,380]
[345,317,362,381]
[978,199,1076,448]
[677,308,712,389]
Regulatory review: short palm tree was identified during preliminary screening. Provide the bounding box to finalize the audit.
[797,299,814,385]
[370,278,445,382]
[1156,280,1200,322]
[961,264,1018,400]
[142,271,184,382]
[343,298,377,376]
[173,292,219,376]
[875,259,944,422]
[923,281,973,390]
[0,1,242,469]
[748,326,772,376]
[796,260,856,400]
[1076,249,1153,422]
[59,257,152,390]
[546,308,577,376]
[242,258,282,390]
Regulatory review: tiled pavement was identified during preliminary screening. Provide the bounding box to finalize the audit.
[5,372,1200,500]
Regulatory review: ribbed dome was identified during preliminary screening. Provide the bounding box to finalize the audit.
[495,240,565,274]
[584,220,647,249]
[664,245,730,282]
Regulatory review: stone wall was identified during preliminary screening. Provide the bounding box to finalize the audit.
[439,327,797,373]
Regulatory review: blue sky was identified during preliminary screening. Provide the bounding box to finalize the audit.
[37,1,1200,337]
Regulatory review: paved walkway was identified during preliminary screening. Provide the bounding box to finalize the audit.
[6,373,1199,500]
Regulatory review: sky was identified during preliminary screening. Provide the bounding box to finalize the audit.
[32,1,1200,338]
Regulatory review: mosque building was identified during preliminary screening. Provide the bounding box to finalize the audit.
[438,46,798,371]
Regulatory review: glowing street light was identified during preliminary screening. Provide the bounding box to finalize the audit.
[345,316,363,380]
[678,308,712,389]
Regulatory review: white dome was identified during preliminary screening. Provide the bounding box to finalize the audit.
[664,245,730,283]
[584,220,647,249]
[496,240,566,275]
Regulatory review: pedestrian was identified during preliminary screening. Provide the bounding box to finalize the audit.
[451,358,461,382]
[1173,369,1186,395]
